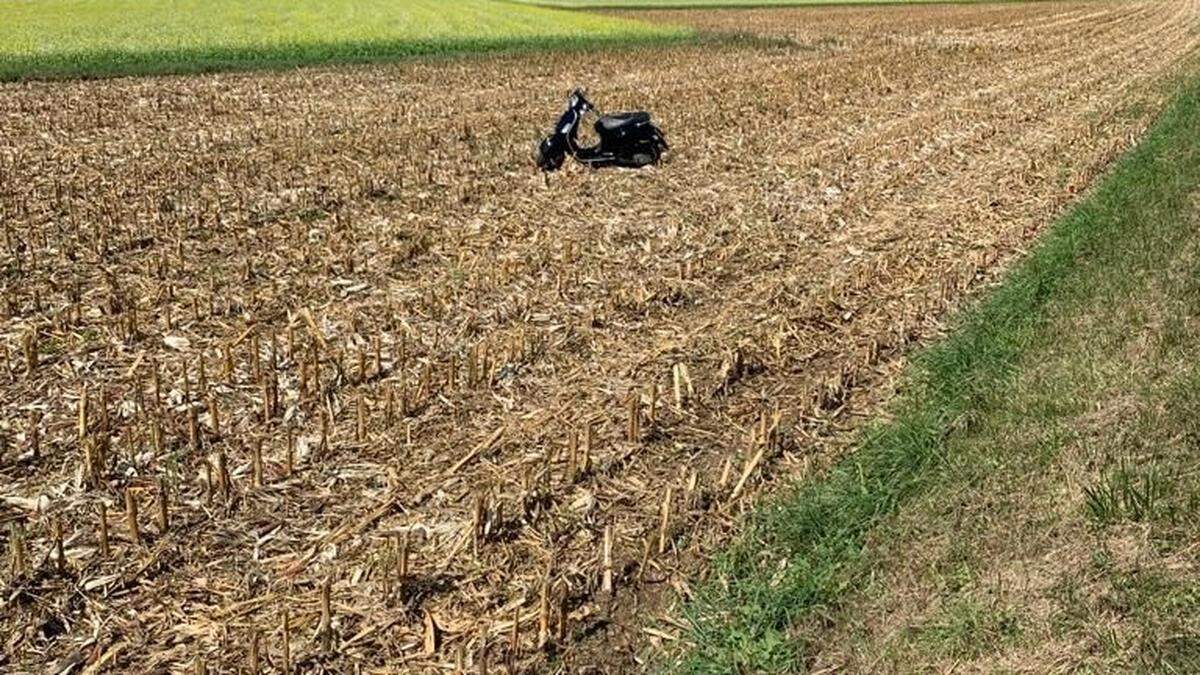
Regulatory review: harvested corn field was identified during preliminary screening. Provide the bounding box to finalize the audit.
[2,1,1198,672]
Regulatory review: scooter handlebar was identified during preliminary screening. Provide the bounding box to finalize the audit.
[569,88,594,113]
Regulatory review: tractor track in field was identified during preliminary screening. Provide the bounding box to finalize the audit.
[1,2,1198,672]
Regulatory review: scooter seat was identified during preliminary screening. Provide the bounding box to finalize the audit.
[597,112,650,134]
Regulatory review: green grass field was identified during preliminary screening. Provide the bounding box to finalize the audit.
[679,68,1200,673]
[0,0,688,80]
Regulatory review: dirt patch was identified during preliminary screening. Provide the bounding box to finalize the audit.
[1,1,1197,672]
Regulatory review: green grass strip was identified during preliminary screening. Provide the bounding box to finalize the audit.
[680,70,1200,673]
[0,0,690,81]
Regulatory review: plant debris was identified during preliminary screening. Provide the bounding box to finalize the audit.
[0,1,1196,672]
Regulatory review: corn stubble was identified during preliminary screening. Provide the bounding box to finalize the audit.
[0,0,1196,671]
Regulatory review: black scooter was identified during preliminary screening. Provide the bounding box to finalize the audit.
[537,89,669,172]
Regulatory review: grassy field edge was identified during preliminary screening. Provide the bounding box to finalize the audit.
[508,0,1000,11]
[678,68,1200,673]
[0,32,693,82]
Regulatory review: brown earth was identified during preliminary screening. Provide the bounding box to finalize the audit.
[1,1,1197,672]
